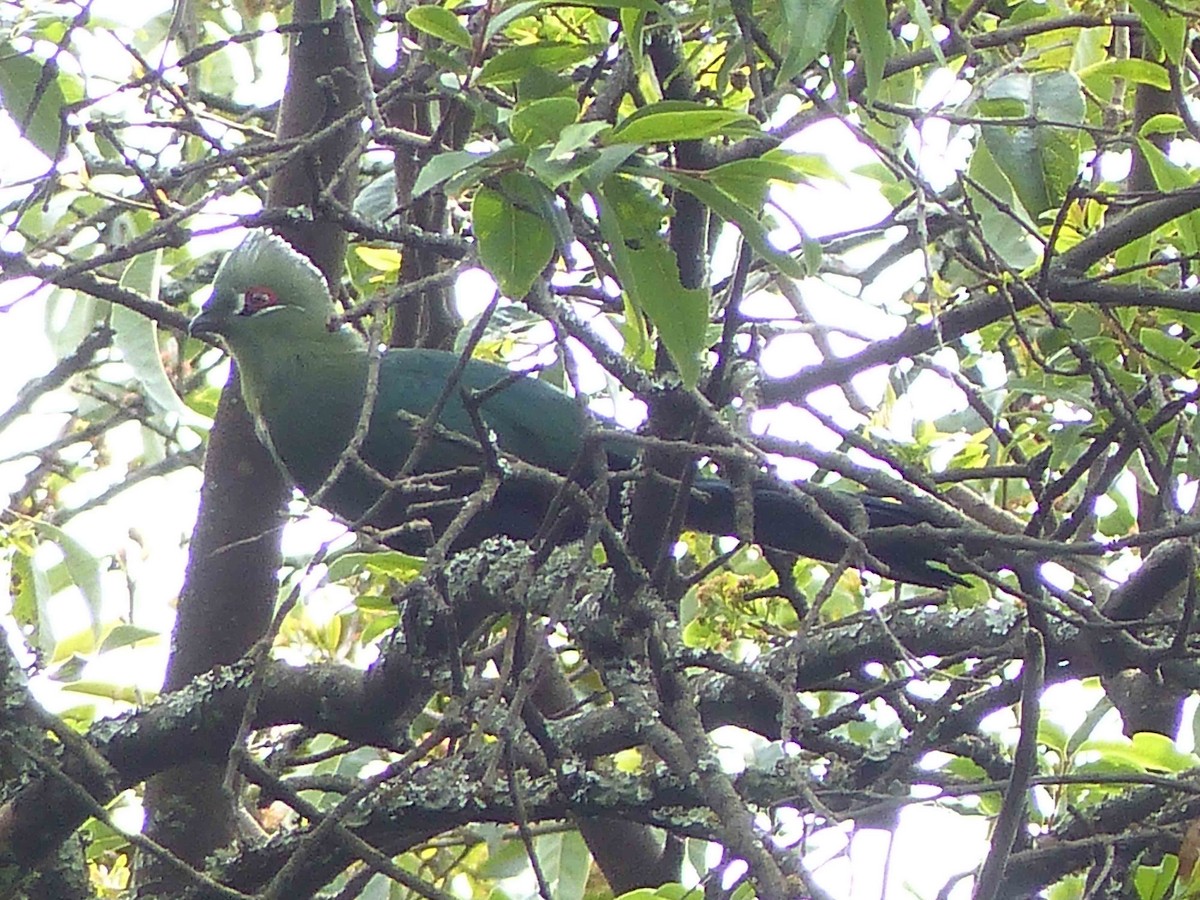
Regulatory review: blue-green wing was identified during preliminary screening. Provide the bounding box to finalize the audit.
[364,349,590,477]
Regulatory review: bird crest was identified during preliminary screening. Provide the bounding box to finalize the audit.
[211,230,335,320]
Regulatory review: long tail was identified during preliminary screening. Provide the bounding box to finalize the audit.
[382,468,965,588]
[685,477,965,589]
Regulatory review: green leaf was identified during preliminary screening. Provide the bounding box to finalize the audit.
[535,831,589,900]
[563,0,664,10]
[845,0,890,101]
[978,71,1084,216]
[1140,327,1200,371]
[770,147,844,183]
[941,755,988,780]
[596,176,709,387]
[827,11,850,97]
[965,138,1038,268]
[904,0,945,65]
[0,44,76,161]
[580,143,641,183]
[706,158,807,210]
[1037,719,1069,755]
[99,624,160,653]
[10,549,37,628]
[31,520,104,640]
[779,0,846,81]
[606,100,759,145]
[474,172,557,297]
[622,7,646,71]
[509,96,580,147]
[652,167,808,279]
[618,292,654,372]
[54,629,96,662]
[413,149,490,198]
[803,237,823,274]
[354,0,381,25]
[1064,694,1113,758]
[354,170,397,224]
[517,67,572,102]
[360,609,400,644]
[1139,113,1184,138]
[1133,853,1178,900]
[115,250,192,419]
[327,550,423,581]
[404,6,472,49]
[484,1,545,42]
[185,383,222,420]
[1079,732,1198,773]
[421,46,469,76]
[1097,489,1135,535]
[1128,0,1186,64]
[548,121,609,160]
[526,147,595,189]
[355,245,403,273]
[79,814,131,862]
[62,680,146,703]
[1113,229,1153,284]
[478,838,530,878]
[477,42,600,85]
[1078,58,1170,93]
[1136,137,1200,255]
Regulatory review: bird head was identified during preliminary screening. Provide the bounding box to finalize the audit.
[189,230,339,347]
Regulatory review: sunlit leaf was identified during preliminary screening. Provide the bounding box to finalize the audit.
[413,150,492,198]
[115,250,193,420]
[845,0,890,100]
[404,6,472,49]
[607,100,759,144]
[0,43,78,161]
[477,42,601,84]
[509,97,580,147]
[473,173,557,297]
[779,0,846,81]
[596,175,709,387]
[31,521,104,640]
[99,624,160,653]
[327,550,423,581]
[1128,0,1186,64]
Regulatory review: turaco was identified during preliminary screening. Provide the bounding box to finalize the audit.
[189,230,964,588]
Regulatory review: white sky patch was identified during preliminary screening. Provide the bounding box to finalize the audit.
[454,267,499,321]
[1038,560,1077,592]
[1177,476,1198,514]
[1095,147,1132,182]
[770,177,892,243]
[90,0,173,24]
[906,68,975,192]
[1169,137,1200,169]
[0,289,71,508]
[774,120,893,241]
[0,113,53,191]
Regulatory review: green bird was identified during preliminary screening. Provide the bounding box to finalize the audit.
[189,230,964,588]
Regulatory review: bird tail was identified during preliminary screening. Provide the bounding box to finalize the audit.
[684,477,965,589]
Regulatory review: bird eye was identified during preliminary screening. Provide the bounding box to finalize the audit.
[241,287,277,315]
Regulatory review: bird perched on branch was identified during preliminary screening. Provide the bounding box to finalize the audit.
[189,230,964,588]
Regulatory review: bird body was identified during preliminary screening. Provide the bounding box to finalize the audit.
[252,344,595,533]
[191,230,963,587]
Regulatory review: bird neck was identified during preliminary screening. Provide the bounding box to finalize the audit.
[230,324,369,424]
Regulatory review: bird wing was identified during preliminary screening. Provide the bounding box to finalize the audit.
[363,349,590,477]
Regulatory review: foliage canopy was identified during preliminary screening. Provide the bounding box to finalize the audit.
[4,0,1200,897]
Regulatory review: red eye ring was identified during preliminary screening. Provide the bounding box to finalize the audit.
[241,286,277,315]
